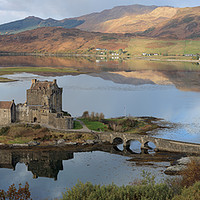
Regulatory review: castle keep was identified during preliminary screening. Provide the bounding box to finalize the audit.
[0,79,73,129]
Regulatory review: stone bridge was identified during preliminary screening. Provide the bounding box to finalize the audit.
[98,132,200,154]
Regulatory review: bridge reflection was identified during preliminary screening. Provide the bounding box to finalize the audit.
[0,145,187,180]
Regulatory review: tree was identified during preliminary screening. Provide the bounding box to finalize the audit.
[82,111,89,119]
[95,113,99,121]
[99,113,105,121]
[90,112,95,120]
[0,182,32,200]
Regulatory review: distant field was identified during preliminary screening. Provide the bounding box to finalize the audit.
[0,77,16,82]
[127,38,200,55]
[0,67,80,75]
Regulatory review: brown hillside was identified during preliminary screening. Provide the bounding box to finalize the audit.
[92,7,178,33]
[76,5,158,32]
[147,6,200,39]
[0,27,129,53]
[96,7,178,33]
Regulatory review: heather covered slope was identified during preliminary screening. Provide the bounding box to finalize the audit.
[76,4,158,32]
[85,7,178,33]
[145,6,200,39]
[0,27,129,53]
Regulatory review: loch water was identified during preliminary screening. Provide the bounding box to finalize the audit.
[1,56,200,199]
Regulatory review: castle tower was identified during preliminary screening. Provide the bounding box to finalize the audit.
[27,79,62,113]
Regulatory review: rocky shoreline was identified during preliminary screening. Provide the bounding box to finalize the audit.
[164,157,200,175]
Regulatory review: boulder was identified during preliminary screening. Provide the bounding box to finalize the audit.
[164,156,200,175]
[165,165,187,175]
[57,139,65,145]
[65,142,77,146]
[28,141,40,146]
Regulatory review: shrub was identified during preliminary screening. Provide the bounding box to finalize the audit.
[61,181,176,200]
[32,124,41,129]
[172,181,200,200]
[61,172,178,200]
[0,182,32,200]
[0,126,10,136]
[180,158,200,187]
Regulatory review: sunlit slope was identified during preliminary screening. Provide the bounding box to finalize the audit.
[0,27,129,53]
[147,6,200,39]
[76,5,158,32]
[1,27,200,55]
[96,7,178,33]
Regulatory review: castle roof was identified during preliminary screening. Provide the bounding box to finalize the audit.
[0,101,14,109]
[30,79,57,90]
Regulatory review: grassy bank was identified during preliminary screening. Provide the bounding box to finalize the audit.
[0,66,80,76]
[81,119,109,132]
[127,38,200,56]
[0,124,95,145]
[74,121,83,130]
[0,77,16,82]
[80,116,161,134]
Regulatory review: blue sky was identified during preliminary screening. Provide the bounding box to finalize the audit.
[0,0,199,24]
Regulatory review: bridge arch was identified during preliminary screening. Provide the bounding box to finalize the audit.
[144,141,156,154]
[126,140,142,154]
[113,137,123,145]
[113,137,124,151]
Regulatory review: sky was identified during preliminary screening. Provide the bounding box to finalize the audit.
[0,0,200,24]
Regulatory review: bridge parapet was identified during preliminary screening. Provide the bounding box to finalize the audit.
[98,132,200,154]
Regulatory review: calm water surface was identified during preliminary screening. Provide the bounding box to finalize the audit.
[1,72,200,142]
[1,57,200,199]
[0,149,168,200]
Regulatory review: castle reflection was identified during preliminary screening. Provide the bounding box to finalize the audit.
[0,149,73,181]
[0,145,187,182]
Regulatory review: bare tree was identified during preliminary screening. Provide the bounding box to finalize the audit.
[90,112,95,120]
[99,113,105,121]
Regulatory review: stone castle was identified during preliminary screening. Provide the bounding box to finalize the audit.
[0,79,74,129]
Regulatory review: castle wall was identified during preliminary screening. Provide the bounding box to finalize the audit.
[27,90,50,107]
[16,104,29,123]
[50,88,62,113]
[40,111,50,125]
[48,113,74,129]
[28,107,42,123]
[0,108,12,125]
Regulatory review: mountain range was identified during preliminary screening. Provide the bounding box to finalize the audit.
[0,27,129,53]
[1,4,200,40]
[1,4,200,54]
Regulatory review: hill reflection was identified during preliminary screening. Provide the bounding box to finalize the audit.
[1,56,200,92]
